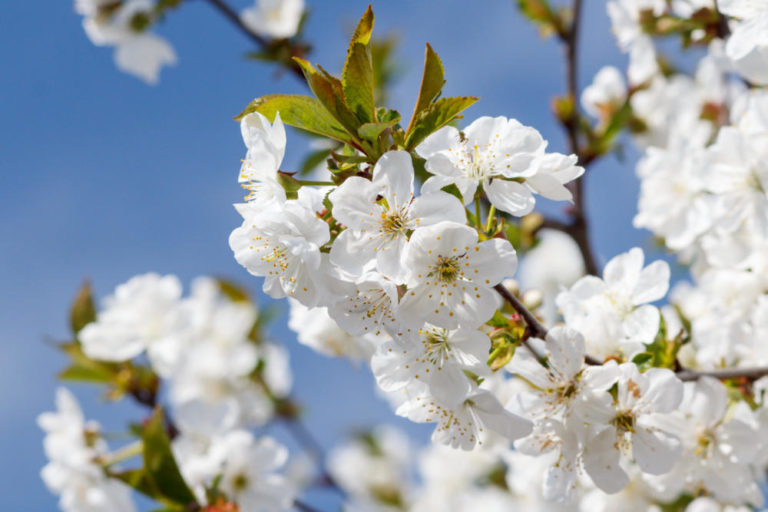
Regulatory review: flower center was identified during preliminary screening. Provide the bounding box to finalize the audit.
[433,255,461,283]
[612,410,636,434]
[232,473,249,492]
[380,209,408,237]
[456,142,496,181]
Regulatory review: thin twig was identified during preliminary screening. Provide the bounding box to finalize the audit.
[495,283,768,382]
[495,284,604,367]
[282,416,346,497]
[676,367,768,382]
[294,499,325,512]
[200,0,307,82]
[552,0,600,277]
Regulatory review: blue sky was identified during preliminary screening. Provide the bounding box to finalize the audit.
[0,0,654,508]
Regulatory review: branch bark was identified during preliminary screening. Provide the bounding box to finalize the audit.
[494,284,768,382]
[201,0,307,82]
[552,0,600,277]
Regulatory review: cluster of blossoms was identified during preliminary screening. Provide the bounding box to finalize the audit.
[73,0,304,83]
[75,0,177,84]
[221,0,768,505]
[41,274,301,511]
[230,111,584,451]
[588,0,768,372]
[47,1,768,511]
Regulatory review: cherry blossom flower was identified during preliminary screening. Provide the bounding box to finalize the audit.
[398,221,516,329]
[371,325,491,408]
[416,116,582,215]
[230,198,332,307]
[580,363,683,493]
[80,273,183,376]
[238,112,287,204]
[329,150,465,282]
[240,0,305,40]
[397,388,532,450]
[557,247,670,360]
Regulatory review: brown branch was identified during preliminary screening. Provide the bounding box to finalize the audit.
[495,284,609,367]
[294,499,325,512]
[551,0,600,277]
[676,367,768,382]
[201,0,307,82]
[280,409,346,497]
[495,283,768,382]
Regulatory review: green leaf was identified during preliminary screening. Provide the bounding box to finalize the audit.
[350,5,374,45]
[112,469,160,500]
[236,94,351,143]
[59,362,114,383]
[58,342,120,384]
[70,281,97,334]
[215,278,251,303]
[342,7,375,123]
[357,117,400,141]
[487,311,509,328]
[142,408,198,506]
[343,43,375,122]
[293,58,363,138]
[631,352,654,371]
[407,43,445,133]
[300,148,332,174]
[405,96,478,150]
[371,36,401,105]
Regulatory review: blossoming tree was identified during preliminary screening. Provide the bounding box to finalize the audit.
[42,0,768,511]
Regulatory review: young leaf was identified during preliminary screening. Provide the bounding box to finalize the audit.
[350,5,374,45]
[59,362,115,383]
[357,117,400,142]
[342,6,375,122]
[70,281,97,334]
[293,58,363,138]
[58,342,119,384]
[236,94,352,143]
[405,96,478,150]
[300,148,332,174]
[142,408,198,506]
[407,43,445,133]
[343,43,375,123]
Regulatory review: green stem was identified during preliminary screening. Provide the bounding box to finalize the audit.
[474,197,483,231]
[485,205,496,233]
[298,180,335,187]
[101,440,143,468]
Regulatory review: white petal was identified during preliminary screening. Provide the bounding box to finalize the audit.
[484,179,535,216]
[583,428,629,494]
[632,423,681,474]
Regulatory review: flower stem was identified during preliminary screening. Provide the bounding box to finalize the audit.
[101,440,143,468]
[485,205,496,233]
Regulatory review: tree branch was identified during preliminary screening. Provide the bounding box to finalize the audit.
[676,367,768,382]
[495,283,768,383]
[553,0,600,277]
[294,499,326,512]
[200,0,307,82]
[281,414,346,497]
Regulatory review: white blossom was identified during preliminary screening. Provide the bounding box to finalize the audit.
[557,248,670,360]
[78,0,176,84]
[239,112,287,204]
[241,0,305,40]
[416,116,582,215]
[230,198,332,307]
[80,273,183,376]
[580,363,683,493]
[329,150,465,282]
[39,388,136,512]
[398,221,515,329]
[397,387,531,450]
